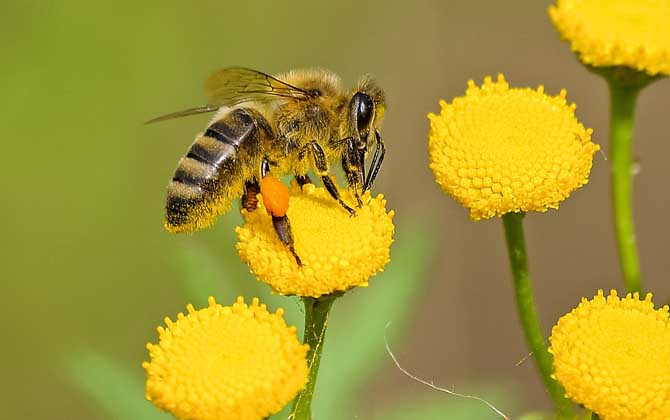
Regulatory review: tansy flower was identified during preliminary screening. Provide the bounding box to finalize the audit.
[549,0,670,76]
[236,183,394,298]
[549,290,670,420]
[143,296,309,420]
[428,74,599,220]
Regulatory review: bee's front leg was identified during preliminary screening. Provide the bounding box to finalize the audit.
[341,140,364,208]
[310,141,356,216]
[363,131,385,192]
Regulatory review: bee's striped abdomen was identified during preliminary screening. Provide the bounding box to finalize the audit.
[165,108,270,233]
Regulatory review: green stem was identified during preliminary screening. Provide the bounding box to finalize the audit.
[608,80,643,294]
[502,213,574,417]
[290,294,339,420]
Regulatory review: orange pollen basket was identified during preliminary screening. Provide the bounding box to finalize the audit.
[260,175,290,217]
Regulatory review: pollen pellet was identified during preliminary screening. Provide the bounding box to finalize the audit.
[260,175,290,217]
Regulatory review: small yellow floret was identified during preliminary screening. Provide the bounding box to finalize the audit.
[550,290,670,420]
[236,183,394,298]
[143,296,309,420]
[428,74,599,220]
[550,0,670,76]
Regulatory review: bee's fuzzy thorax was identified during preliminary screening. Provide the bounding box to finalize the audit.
[276,68,343,97]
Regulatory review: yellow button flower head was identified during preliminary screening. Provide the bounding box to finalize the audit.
[549,0,670,76]
[143,296,309,420]
[428,74,599,220]
[549,290,670,420]
[236,183,394,298]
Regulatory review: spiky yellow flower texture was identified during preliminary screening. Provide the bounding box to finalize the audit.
[143,297,309,420]
[237,183,394,298]
[428,75,599,220]
[550,0,670,76]
[550,290,670,420]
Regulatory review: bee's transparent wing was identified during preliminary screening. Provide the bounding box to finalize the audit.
[205,67,315,105]
[145,105,221,124]
[146,67,315,124]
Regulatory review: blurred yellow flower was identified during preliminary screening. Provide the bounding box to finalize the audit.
[428,74,599,220]
[550,290,670,420]
[236,183,394,298]
[549,0,670,76]
[143,296,308,420]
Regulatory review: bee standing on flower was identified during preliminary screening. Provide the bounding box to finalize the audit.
[148,68,386,263]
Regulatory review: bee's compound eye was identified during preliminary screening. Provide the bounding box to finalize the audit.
[353,92,374,132]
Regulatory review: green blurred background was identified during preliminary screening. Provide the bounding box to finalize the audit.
[2,1,669,419]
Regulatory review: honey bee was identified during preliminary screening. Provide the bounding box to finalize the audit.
[148,67,386,263]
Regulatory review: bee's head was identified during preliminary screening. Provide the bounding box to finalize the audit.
[347,78,385,151]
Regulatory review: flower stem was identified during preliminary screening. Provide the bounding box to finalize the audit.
[290,294,339,420]
[608,79,643,294]
[502,212,574,417]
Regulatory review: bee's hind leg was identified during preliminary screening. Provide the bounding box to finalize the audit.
[242,157,274,212]
[242,180,261,212]
[272,215,302,266]
[259,158,302,266]
[311,141,356,216]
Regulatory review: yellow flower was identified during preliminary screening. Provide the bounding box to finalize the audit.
[428,74,599,220]
[549,290,670,420]
[549,0,670,76]
[143,296,309,420]
[236,183,394,298]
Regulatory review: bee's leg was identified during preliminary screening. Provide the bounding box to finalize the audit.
[295,174,312,189]
[359,149,366,192]
[258,159,302,265]
[363,131,386,192]
[241,180,260,212]
[272,215,302,266]
[342,158,364,207]
[341,140,364,207]
[244,158,272,211]
[311,141,356,216]
[261,157,271,178]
